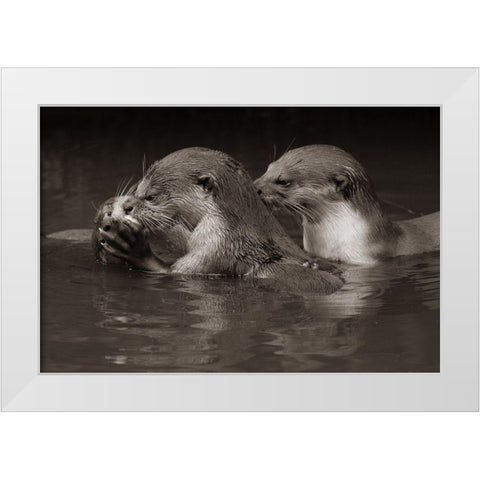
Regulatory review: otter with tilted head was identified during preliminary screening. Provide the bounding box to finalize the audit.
[95,147,344,294]
[254,145,440,265]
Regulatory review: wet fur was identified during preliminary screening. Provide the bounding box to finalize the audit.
[130,147,343,293]
[254,144,439,265]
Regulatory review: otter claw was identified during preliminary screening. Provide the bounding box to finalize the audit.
[304,258,342,275]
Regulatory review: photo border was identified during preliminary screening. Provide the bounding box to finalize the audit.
[1,68,478,411]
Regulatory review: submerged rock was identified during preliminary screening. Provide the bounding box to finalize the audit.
[45,229,93,242]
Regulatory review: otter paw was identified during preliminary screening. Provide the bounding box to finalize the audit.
[303,260,320,270]
[98,220,167,273]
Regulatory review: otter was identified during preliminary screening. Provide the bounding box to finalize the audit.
[93,195,190,270]
[97,147,344,294]
[254,144,440,265]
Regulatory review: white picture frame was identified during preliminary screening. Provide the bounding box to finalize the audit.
[1,68,478,411]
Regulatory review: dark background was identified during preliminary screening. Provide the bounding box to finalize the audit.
[40,106,440,234]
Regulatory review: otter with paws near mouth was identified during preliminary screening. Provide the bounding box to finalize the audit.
[97,147,344,294]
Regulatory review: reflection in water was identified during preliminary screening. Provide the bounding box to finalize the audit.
[93,274,372,371]
[40,107,440,372]
[40,238,439,372]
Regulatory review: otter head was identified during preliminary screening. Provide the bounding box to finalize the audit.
[92,196,135,264]
[254,144,378,223]
[130,147,265,234]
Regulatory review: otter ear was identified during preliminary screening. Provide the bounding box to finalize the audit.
[197,174,216,193]
[331,173,349,193]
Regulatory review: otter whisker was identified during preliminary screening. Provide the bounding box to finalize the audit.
[119,177,134,197]
[138,210,176,232]
[114,179,121,197]
[125,180,139,196]
[284,199,318,223]
[283,136,297,156]
[379,198,419,216]
[115,176,130,198]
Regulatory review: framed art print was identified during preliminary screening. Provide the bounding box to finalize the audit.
[1,68,478,411]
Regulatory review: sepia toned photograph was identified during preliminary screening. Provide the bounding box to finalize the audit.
[40,106,440,373]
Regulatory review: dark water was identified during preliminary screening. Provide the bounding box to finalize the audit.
[40,107,440,372]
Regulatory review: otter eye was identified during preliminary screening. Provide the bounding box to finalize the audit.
[145,195,155,201]
[275,178,291,187]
